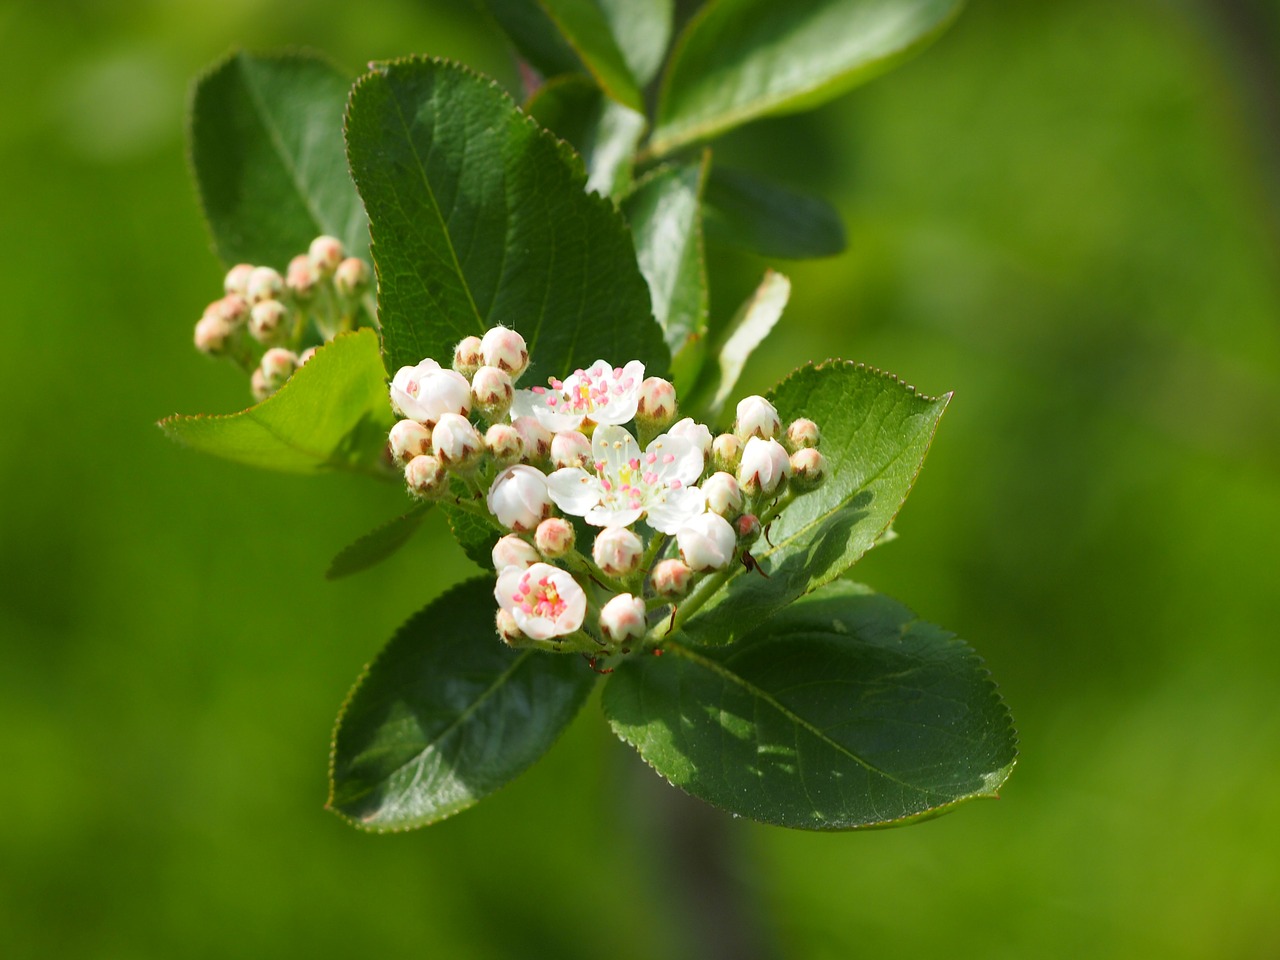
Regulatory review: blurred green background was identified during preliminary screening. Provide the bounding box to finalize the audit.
[3,0,1279,957]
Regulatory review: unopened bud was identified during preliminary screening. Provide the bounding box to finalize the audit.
[205,294,248,327]
[550,430,591,470]
[259,348,298,391]
[298,346,318,367]
[669,417,713,456]
[712,433,743,473]
[249,299,290,345]
[535,517,575,559]
[479,325,529,379]
[734,395,781,441]
[432,412,483,469]
[786,417,821,451]
[453,336,483,377]
[389,419,433,464]
[390,360,472,427]
[487,464,554,532]
[308,235,345,275]
[334,257,370,298]
[250,367,271,402]
[246,266,283,304]
[738,437,791,497]
[599,593,647,644]
[512,415,552,463]
[702,472,743,518]
[224,263,254,298]
[405,454,448,499]
[592,526,643,578]
[471,365,513,421]
[496,607,525,646]
[652,559,693,599]
[285,254,319,300]
[677,513,737,571]
[735,513,761,544]
[789,447,827,491]
[194,313,234,355]
[492,534,540,572]
[485,423,524,465]
[636,377,677,430]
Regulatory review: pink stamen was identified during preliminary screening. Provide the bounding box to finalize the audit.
[629,458,640,470]
[670,480,683,489]
[646,453,657,464]
[662,453,675,464]
[532,386,545,394]
[643,472,658,485]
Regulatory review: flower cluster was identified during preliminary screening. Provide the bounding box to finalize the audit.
[193,234,372,401]
[389,328,828,662]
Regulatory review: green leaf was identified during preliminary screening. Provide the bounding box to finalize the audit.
[442,502,505,569]
[525,75,646,197]
[603,581,1016,830]
[159,329,392,476]
[596,0,674,86]
[681,361,949,645]
[623,158,709,358]
[702,268,791,420]
[651,0,965,156]
[325,504,430,580]
[329,578,597,830]
[345,58,668,381]
[189,50,368,268]
[704,167,846,259]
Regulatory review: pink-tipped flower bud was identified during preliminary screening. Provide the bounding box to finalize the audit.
[550,430,592,470]
[535,517,575,559]
[702,471,744,518]
[652,559,693,599]
[592,526,643,578]
[789,447,827,491]
[250,367,271,402]
[246,266,283,304]
[736,513,762,544]
[471,365,513,421]
[734,395,781,440]
[286,254,319,300]
[405,454,448,500]
[636,377,677,430]
[738,437,791,497]
[224,263,255,298]
[431,412,483,470]
[487,464,554,532]
[479,325,529,379]
[512,415,552,463]
[249,299,289,345]
[453,336,483,377]
[669,417,713,457]
[334,257,370,298]
[259,348,298,391]
[712,433,743,473]
[485,423,524,466]
[677,512,737,571]
[388,419,433,464]
[496,607,525,646]
[599,593,647,644]
[194,313,235,355]
[298,346,318,366]
[308,235,345,275]
[786,417,821,451]
[205,294,248,327]
[492,534,540,572]
[390,359,472,427]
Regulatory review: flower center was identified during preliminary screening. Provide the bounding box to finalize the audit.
[514,572,566,619]
[531,367,636,417]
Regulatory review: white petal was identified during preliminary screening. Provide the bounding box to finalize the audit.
[646,486,706,534]
[586,505,644,528]
[494,566,525,613]
[510,389,540,420]
[646,433,704,487]
[533,406,586,433]
[546,467,601,516]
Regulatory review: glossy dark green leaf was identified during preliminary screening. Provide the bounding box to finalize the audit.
[604,581,1016,829]
[651,0,965,155]
[330,578,598,830]
[325,504,430,580]
[623,159,709,357]
[345,58,668,380]
[681,361,948,645]
[159,329,392,476]
[525,75,646,197]
[442,502,506,569]
[701,268,790,419]
[597,0,674,86]
[189,50,368,268]
[704,167,846,259]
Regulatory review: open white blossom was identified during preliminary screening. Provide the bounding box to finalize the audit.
[512,359,645,432]
[546,424,705,533]
[495,562,586,640]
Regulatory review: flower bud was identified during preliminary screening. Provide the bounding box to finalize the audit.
[550,430,591,470]
[786,417,821,451]
[535,517,575,559]
[471,365,513,421]
[702,471,744,518]
[308,235,345,275]
[485,423,524,465]
[492,534,540,572]
[286,254,319,300]
[334,257,370,298]
[738,437,791,497]
[677,512,737,571]
[432,412,483,469]
[668,417,713,457]
[487,464,554,532]
[496,607,525,646]
[453,336,483,377]
[205,294,248,327]
[651,559,692,599]
[390,360,472,427]
[712,433,743,473]
[789,447,827,491]
[246,266,283,304]
[480,325,529,379]
[736,513,762,544]
[389,419,433,464]
[259,347,298,391]
[734,395,781,440]
[249,299,290,345]
[636,377,677,430]
[592,526,643,578]
[224,263,254,298]
[599,593,647,644]
[250,367,271,402]
[194,313,235,355]
[298,346,318,367]
[405,454,448,500]
[512,415,552,463]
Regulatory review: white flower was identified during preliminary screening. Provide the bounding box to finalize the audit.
[739,436,791,496]
[546,424,705,533]
[734,395,781,440]
[390,358,473,426]
[668,417,713,456]
[599,594,647,644]
[491,534,540,572]
[487,464,554,532]
[677,512,737,571]
[495,562,586,640]
[512,359,645,432]
[592,526,643,577]
[702,471,744,517]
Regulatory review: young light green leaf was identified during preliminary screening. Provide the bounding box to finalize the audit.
[651,0,965,156]
[680,361,948,645]
[325,504,431,580]
[526,75,646,197]
[345,58,668,381]
[604,581,1016,830]
[704,167,847,259]
[704,269,790,419]
[623,158,709,358]
[189,50,368,268]
[329,578,598,830]
[159,329,391,476]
